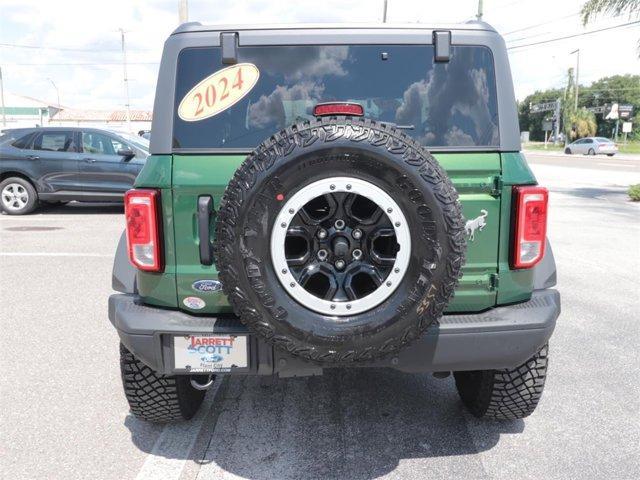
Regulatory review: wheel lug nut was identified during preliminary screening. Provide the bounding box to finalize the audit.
[352,249,363,260]
[395,222,401,227]
[335,259,346,270]
[317,228,327,239]
[352,229,362,239]
[317,249,328,261]
[334,219,345,230]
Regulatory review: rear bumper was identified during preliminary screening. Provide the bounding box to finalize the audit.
[109,289,560,377]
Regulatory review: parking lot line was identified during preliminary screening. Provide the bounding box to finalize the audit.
[134,377,223,480]
[597,163,633,168]
[0,252,113,257]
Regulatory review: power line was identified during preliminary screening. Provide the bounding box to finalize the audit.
[507,21,640,50]
[0,42,153,53]
[503,12,581,36]
[2,62,158,66]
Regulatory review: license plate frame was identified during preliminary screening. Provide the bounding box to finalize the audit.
[173,334,248,373]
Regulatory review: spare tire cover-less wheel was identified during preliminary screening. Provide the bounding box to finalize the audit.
[216,117,466,364]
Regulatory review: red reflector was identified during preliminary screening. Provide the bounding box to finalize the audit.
[511,186,548,269]
[313,102,364,117]
[124,189,163,272]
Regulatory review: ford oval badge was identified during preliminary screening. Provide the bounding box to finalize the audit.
[192,280,223,293]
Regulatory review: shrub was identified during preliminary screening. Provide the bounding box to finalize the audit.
[629,184,640,201]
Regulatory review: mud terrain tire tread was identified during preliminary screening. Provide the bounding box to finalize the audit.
[454,344,549,420]
[215,116,465,364]
[119,344,207,422]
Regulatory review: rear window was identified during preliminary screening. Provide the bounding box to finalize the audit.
[173,44,499,150]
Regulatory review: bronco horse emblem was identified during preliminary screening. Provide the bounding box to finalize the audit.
[465,210,488,241]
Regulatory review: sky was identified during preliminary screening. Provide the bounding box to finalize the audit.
[0,0,638,110]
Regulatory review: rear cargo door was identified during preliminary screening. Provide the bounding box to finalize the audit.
[436,153,501,312]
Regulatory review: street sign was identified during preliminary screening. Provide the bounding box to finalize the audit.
[619,105,633,119]
[530,101,557,113]
[622,122,632,133]
[587,105,607,114]
[542,120,553,131]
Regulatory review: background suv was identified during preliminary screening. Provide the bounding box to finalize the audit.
[0,127,149,214]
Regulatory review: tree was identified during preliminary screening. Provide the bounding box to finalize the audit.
[581,0,640,54]
[581,0,640,23]
[563,68,577,141]
[568,108,598,140]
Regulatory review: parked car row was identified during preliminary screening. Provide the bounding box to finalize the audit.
[0,127,149,215]
[564,137,618,156]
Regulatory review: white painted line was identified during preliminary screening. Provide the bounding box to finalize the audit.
[597,163,636,168]
[0,252,113,257]
[135,377,223,480]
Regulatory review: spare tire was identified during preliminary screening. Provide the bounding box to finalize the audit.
[216,117,466,364]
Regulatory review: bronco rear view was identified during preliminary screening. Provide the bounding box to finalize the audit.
[109,22,560,423]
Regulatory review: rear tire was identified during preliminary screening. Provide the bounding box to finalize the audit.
[564,148,571,155]
[607,153,615,157]
[454,344,548,420]
[0,177,38,215]
[588,148,595,156]
[120,343,208,422]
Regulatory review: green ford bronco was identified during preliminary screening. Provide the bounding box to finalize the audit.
[109,22,560,422]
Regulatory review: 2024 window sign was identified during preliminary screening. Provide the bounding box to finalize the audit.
[178,63,260,122]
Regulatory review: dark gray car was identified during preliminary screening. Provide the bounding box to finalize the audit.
[0,127,148,214]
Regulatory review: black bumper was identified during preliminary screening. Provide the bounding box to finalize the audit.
[108,289,560,377]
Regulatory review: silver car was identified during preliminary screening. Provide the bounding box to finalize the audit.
[565,137,618,156]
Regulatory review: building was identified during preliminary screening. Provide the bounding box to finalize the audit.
[49,109,152,133]
[0,92,62,129]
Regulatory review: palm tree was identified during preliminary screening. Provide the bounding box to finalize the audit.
[581,0,640,24]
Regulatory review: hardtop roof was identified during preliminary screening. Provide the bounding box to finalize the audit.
[172,20,497,35]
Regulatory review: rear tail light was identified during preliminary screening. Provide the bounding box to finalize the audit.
[511,186,548,269]
[313,102,364,117]
[124,189,163,272]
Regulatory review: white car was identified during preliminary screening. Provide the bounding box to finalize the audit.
[565,137,618,156]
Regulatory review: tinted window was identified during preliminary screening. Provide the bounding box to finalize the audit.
[173,45,499,149]
[82,132,126,155]
[11,132,34,149]
[34,131,77,152]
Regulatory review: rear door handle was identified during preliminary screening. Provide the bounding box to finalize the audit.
[197,196,214,265]
[83,157,96,163]
[26,155,40,160]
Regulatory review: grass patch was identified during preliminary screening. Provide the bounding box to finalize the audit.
[629,185,640,202]
[523,142,563,152]
[619,143,640,154]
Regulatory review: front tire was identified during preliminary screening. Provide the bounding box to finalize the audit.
[120,344,208,422]
[454,344,548,420]
[0,177,38,215]
[564,148,571,155]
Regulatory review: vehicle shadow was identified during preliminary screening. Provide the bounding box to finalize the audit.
[38,202,124,215]
[125,368,524,479]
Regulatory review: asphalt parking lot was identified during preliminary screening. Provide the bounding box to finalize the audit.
[1,153,639,480]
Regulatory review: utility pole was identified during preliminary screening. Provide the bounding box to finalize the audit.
[382,0,388,23]
[476,0,484,21]
[0,66,6,127]
[570,49,579,110]
[118,28,132,133]
[554,98,561,145]
[179,0,189,23]
[47,78,60,107]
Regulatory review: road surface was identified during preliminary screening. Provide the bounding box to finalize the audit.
[1,157,639,480]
